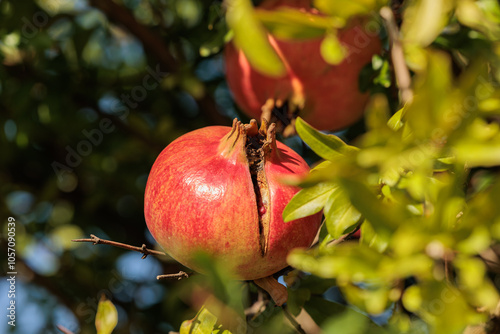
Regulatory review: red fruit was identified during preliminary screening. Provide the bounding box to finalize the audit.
[224,0,382,132]
[144,119,322,280]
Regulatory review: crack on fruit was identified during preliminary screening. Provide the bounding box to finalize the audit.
[219,119,276,257]
[261,99,300,137]
[244,120,274,257]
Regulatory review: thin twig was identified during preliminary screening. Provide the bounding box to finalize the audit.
[327,224,361,247]
[157,271,191,280]
[72,234,165,259]
[57,325,75,334]
[380,6,413,104]
[245,289,268,317]
[282,305,307,334]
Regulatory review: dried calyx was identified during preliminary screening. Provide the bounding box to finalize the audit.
[220,119,277,256]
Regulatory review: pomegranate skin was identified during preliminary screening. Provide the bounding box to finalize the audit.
[144,120,322,280]
[224,0,382,131]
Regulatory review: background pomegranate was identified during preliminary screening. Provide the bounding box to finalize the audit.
[144,119,322,280]
[224,0,382,132]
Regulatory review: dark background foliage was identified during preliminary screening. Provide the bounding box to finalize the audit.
[0,0,246,332]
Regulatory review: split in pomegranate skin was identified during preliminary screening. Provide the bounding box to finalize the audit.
[144,119,322,280]
[224,0,382,133]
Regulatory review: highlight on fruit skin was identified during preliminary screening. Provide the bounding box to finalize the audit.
[144,119,322,280]
[224,0,382,133]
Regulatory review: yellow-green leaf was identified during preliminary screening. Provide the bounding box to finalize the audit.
[95,295,118,334]
[401,0,454,47]
[181,306,218,334]
[256,7,333,40]
[226,0,285,77]
[320,32,347,65]
[314,0,387,21]
[295,117,358,161]
[283,182,337,222]
[324,187,362,238]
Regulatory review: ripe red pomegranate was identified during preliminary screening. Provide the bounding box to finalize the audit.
[144,119,322,280]
[224,0,382,132]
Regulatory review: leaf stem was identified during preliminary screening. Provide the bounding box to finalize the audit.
[282,305,307,334]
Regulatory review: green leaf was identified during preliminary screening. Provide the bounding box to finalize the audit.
[180,306,218,334]
[226,0,285,77]
[314,0,386,21]
[402,282,485,334]
[287,244,384,281]
[95,295,118,334]
[324,187,362,238]
[455,256,499,310]
[295,117,357,161]
[454,142,500,167]
[404,51,453,141]
[386,106,406,131]
[456,0,500,40]
[320,32,347,65]
[365,94,391,131]
[401,0,454,47]
[360,220,389,253]
[283,182,337,222]
[339,178,402,234]
[256,7,333,40]
[304,296,347,327]
[372,56,392,88]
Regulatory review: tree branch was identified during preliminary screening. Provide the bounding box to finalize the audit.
[157,271,191,280]
[380,6,413,104]
[72,234,165,259]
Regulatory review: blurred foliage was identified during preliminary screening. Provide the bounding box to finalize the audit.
[2,0,500,333]
[284,7,500,333]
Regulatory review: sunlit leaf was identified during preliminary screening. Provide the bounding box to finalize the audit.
[283,182,337,222]
[320,32,347,65]
[295,117,358,161]
[402,282,485,334]
[314,0,387,21]
[365,94,391,130]
[339,178,402,234]
[180,306,218,334]
[386,106,406,131]
[456,0,500,41]
[95,295,118,334]
[455,256,499,310]
[256,7,333,40]
[401,0,454,47]
[226,0,285,76]
[324,186,362,238]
